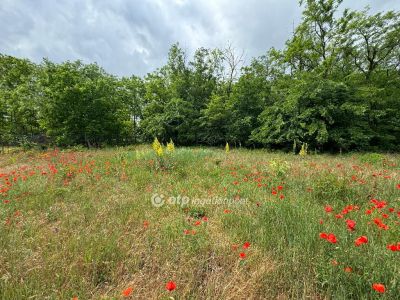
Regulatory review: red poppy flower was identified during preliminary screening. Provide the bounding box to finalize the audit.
[396,184,400,189]
[122,287,133,297]
[319,232,328,239]
[344,266,352,273]
[165,281,176,291]
[324,205,333,213]
[243,242,251,249]
[327,233,337,244]
[372,283,385,293]
[387,243,400,251]
[239,252,246,259]
[143,220,149,228]
[279,194,285,199]
[277,185,283,191]
[355,236,368,246]
[346,219,356,231]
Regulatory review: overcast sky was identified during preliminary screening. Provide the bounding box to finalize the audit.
[1,0,399,77]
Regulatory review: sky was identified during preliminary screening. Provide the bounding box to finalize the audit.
[1,0,399,77]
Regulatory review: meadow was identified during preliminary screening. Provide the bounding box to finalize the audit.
[0,146,399,299]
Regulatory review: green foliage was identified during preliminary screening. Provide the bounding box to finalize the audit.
[39,60,127,147]
[251,79,372,151]
[312,172,357,204]
[358,153,384,165]
[0,2,399,152]
[268,158,290,178]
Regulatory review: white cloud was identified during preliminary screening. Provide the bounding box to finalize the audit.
[1,0,399,76]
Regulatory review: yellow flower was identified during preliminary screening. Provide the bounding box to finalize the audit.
[166,139,175,153]
[152,137,163,157]
[299,143,308,156]
[225,142,230,153]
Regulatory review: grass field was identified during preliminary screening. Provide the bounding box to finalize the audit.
[0,146,399,299]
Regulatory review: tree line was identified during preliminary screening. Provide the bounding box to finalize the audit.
[1,0,399,152]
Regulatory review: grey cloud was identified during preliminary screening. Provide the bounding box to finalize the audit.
[1,0,399,76]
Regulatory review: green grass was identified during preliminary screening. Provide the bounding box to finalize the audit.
[0,146,399,299]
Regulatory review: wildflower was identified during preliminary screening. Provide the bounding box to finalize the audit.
[279,194,285,200]
[165,281,176,291]
[243,242,251,249]
[387,243,400,251]
[143,220,149,229]
[372,283,385,293]
[346,219,356,231]
[122,287,133,297]
[327,233,337,244]
[277,185,283,191]
[152,138,163,157]
[344,266,352,273]
[166,139,175,153]
[319,232,328,239]
[355,236,368,246]
[319,232,338,244]
[371,199,387,209]
[331,259,339,266]
[396,184,400,189]
[299,143,308,156]
[239,252,246,259]
[374,218,389,230]
[324,205,333,213]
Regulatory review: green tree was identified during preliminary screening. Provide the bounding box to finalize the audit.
[0,54,41,147]
[39,60,125,147]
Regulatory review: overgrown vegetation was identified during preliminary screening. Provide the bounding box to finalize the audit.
[1,147,399,299]
[1,0,399,151]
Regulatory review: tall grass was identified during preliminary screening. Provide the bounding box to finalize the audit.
[0,147,399,299]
